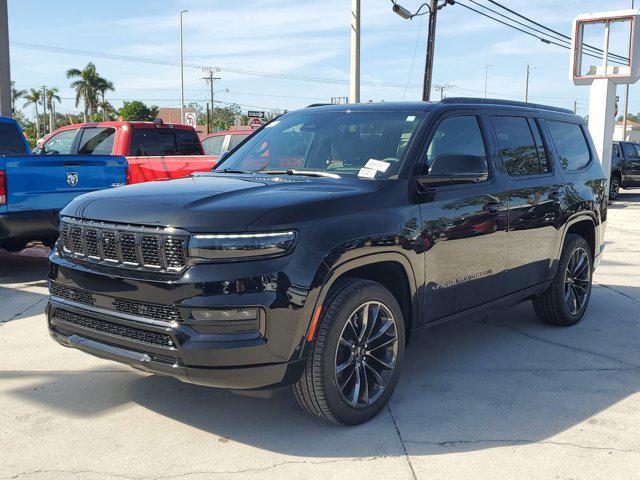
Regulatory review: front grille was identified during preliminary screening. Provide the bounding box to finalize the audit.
[50,283,95,306]
[59,218,188,273]
[53,308,174,348]
[113,298,181,323]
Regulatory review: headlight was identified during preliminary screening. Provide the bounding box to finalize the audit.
[188,231,297,261]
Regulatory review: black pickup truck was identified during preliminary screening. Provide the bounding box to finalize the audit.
[611,141,640,200]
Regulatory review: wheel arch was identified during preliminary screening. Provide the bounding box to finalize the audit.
[307,252,419,346]
[559,214,597,260]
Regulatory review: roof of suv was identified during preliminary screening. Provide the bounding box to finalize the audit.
[304,97,576,116]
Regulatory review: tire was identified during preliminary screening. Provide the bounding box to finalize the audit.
[533,234,593,326]
[293,279,405,425]
[609,175,621,201]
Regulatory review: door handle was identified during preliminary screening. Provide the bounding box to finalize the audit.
[483,201,503,213]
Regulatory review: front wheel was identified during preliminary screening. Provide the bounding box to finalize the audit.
[533,234,593,326]
[609,176,621,201]
[293,279,405,425]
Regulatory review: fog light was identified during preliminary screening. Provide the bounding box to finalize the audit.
[191,308,258,322]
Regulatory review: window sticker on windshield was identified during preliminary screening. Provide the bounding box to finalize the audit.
[364,159,390,173]
[406,115,416,122]
[358,167,378,179]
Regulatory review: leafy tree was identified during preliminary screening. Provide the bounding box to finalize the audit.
[118,101,159,121]
[23,89,42,138]
[11,81,26,114]
[66,62,113,122]
[211,104,241,131]
[45,88,61,132]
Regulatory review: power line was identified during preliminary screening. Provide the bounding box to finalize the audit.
[455,1,628,66]
[477,0,628,62]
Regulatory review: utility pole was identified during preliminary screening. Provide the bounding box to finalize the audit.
[484,65,492,98]
[573,99,578,114]
[41,86,47,134]
[206,102,210,135]
[524,64,534,102]
[179,9,188,124]
[0,0,11,116]
[349,0,360,103]
[423,0,438,101]
[50,93,56,132]
[622,0,635,140]
[202,68,220,132]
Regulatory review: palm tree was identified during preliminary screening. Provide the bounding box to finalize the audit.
[23,89,42,138]
[11,81,26,114]
[66,62,113,122]
[96,78,115,121]
[45,88,61,132]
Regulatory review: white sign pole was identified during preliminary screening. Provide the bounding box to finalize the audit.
[587,78,617,187]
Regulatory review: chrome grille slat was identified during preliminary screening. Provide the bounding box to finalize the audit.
[60,218,188,273]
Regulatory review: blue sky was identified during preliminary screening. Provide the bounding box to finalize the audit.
[7,0,639,119]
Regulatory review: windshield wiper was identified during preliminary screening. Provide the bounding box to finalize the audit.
[216,168,256,174]
[260,169,341,179]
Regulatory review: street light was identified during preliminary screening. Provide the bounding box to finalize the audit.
[179,9,188,124]
[392,0,456,101]
[484,64,492,98]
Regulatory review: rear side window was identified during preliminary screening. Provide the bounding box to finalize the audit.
[621,143,637,158]
[228,133,249,150]
[492,116,548,176]
[547,121,591,171]
[77,127,116,155]
[202,135,225,155]
[422,115,488,177]
[175,129,203,155]
[0,122,28,156]
[131,128,177,156]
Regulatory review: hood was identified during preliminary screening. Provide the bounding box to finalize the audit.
[62,172,380,232]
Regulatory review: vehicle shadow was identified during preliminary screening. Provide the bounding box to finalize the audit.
[0,246,50,323]
[610,190,640,208]
[3,283,638,458]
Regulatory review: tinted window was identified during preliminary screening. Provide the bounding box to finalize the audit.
[493,116,546,176]
[422,115,488,176]
[131,129,177,156]
[218,111,425,178]
[547,121,591,171]
[175,129,202,155]
[228,133,249,149]
[42,129,78,155]
[77,127,115,155]
[621,142,637,158]
[0,122,28,156]
[202,135,225,155]
[612,144,621,158]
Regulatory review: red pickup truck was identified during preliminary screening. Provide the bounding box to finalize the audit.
[36,120,218,184]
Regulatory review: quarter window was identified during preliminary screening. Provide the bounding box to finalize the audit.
[621,142,637,158]
[422,115,488,177]
[202,135,225,155]
[547,121,591,171]
[492,116,548,176]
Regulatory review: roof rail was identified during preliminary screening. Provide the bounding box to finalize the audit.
[440,97,574,115]
[306,103,332,108]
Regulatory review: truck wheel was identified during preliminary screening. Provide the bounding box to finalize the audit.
[293,279,405,425]
[609,175,621,201]
[533,234,593,327]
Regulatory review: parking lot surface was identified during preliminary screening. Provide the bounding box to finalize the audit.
[1,192,639,480]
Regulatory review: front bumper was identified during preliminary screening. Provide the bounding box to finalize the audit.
[0,210,60,243]
[47,248,319,390]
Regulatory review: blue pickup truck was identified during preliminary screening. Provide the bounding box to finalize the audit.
[0,116,127,252]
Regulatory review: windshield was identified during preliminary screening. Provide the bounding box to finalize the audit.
[214,110,426,178]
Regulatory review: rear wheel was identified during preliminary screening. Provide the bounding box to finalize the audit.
[533,234,593,326]
[293,279,405,425]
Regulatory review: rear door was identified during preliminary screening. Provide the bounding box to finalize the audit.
[126,126,215,183]
[490,114,566,292]
[628,143,640,185]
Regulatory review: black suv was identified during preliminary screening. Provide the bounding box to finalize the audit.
[47,99,607,425]
[611,141,640,200]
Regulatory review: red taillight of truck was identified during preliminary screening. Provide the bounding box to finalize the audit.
[0,170,6,205]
